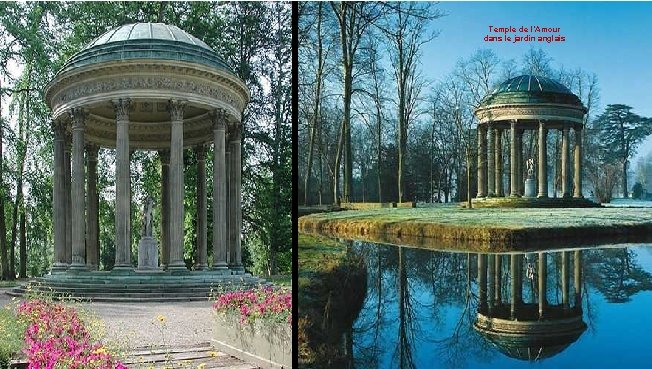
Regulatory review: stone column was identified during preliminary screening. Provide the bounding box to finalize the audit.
[225,145,232,265]
[487,126,495,196]
[487,254,495,312]
[478,253,487,313]
[538,122,548,198]
[477,126,487,198]
[494,254,502,304]
[574,250,582,309]
[562,251,570,309]
[195,145,208,270]
[211,110,228,270]
[64,137,72,264]
[517,129,524,196]
[52,120,67,272]
[495,129,503,197]
[561,127,571,197]
[69,108,87,270]
[510,122,519,197]
[113,99,133,270]
[538,252,547,318]
[573,127,583,198]
[159,150,170,269]
[230,123,244,271]
[168,99,187,271]
[510,254,519,318]
[86,144,99,270]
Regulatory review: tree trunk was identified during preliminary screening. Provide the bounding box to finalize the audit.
[304,116,317,205]
[623,159,628,198]
[343,65,353,203]
[303,2,325,206]
[466,148,473,209]
[19,212,26,278]
[333,119,345,205]
[0,79,8,280]
[376,112,383,203]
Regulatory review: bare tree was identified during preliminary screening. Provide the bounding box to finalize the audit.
[303,2,331,205]
[378,2,442,202]
[330,1,382,203]
[521,47,553,77]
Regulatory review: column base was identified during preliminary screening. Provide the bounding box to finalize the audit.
[228,266,245,275]
[194,263,208,271]
[537,194,548,199]
[111,265,134,275]
[50,263,69,273]
[212,262,228,270]
[167,261,188,272]
[68,262,88,272]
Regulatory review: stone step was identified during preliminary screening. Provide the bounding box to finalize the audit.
[121,343,258,368]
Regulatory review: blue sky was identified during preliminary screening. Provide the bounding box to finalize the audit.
[420,1,652,163]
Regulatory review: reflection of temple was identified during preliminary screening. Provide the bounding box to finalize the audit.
[473,250,586,361]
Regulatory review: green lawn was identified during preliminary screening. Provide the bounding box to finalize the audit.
[301,207,652,229]
[298,207,652,249]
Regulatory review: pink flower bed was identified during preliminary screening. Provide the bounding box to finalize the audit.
[17,300,126,369]
[212,286,292,326]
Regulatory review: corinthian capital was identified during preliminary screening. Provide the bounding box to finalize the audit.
[210,109,227,131]
[229,122,242,142]
[52,119,66,140]
[112,98,132,122]
[167,99,186,122]
[69,108,87,130]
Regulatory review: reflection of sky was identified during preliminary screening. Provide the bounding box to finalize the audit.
[352,243,652,368]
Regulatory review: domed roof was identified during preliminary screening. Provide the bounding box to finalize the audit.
[58,23,233,75]
[479,75,583,107]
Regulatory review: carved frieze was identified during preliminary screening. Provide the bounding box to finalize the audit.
[476,104,585,124]
[55,75,244,112]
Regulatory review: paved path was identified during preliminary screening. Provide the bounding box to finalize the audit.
[1,289,259,368]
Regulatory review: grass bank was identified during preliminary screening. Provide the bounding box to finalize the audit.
[298,207,652,250]
[298,234,367,368]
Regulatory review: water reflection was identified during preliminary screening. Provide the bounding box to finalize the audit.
[345,242,652,368]
[474,251,586,361]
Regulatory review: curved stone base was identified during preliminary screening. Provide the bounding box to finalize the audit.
[466,197,601,208]
[6,270,267,302]
[474,306,586,361]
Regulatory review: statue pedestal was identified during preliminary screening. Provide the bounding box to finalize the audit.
[138,236,159,270]
[524,178,536,198]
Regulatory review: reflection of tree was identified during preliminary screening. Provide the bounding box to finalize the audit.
[396,246,417,369]
[298,239,367,368]
[432,254,493,369]
[584,248,652,303]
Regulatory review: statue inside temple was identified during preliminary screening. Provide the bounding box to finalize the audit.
[141,195,155,237]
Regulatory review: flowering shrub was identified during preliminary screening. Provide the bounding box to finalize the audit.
[212,286,292,326]
[17,300,127,369]
[0,304,26,368]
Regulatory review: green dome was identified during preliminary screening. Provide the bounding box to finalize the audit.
[480,75,582,107]
[58,23,234,75]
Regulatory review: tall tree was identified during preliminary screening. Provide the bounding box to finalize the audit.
[379,2,441,202]
[594,104,652,197]
[330,1,381,203]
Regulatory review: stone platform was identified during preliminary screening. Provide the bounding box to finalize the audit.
[467,197,601,208]
[5,269,267,302]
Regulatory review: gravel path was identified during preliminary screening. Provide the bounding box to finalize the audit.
[90,300,218,349]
